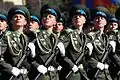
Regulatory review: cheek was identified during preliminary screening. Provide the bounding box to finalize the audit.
[83,18,86,24]
[23,20,27,25]
[41,20,45,25]
[4,23,8,27]
[103,20,107,26]
[58,26,63,30]
[51,20,57,25]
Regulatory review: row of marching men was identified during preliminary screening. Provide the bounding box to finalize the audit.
[0,3,120,80]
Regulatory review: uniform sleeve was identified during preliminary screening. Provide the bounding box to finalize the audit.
[86,56,98,68]
[109,53,120,68]
[31,60,39,69]
[59,34,75,68]
[0,35,13,74]
[86,33,98,68]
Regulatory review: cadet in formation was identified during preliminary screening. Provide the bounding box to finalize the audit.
[86,6,119,80]
[53,13,67,38]
[0,5,31,80]
[59,4,93,80]
[29,4,65,80]
[0,9,8,39]
[105,14,120,80]
[24,14,41,42]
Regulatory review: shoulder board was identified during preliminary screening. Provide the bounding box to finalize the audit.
[87,32,95,36]
[5,31,11,36]
[65,28,73,34]
[36,29,40,33]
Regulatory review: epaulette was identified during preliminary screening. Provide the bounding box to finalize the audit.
[64,28,73,34]
[36,29,40,33]
[5,31,11,36]
[87,32,95,36]
[114,30,118,33]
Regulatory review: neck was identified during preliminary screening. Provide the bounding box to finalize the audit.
[12,25,24,34]
[96,26,104,32]
[47,27,53,32]
[77,25,83,32]
[55,32,60,37]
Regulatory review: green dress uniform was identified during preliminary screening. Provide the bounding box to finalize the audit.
[30,29,60,80]
[108,30,120,80]
[0,31,30,80]
[59,28,90,80]
[87,30,113,80]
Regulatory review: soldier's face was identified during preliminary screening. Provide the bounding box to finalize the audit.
[11,14,27,27]
[108,22,118,31]
[53,22,64,33]
[29,20,39,31]
[93,16,107,29]
[41,14,57,29]
[72,14,86,28]
[0,19,7,31]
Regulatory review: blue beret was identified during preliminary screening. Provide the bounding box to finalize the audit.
[69,4,90,19]
[109,17,118,23]
[96,11,107,18]
[8,6,30,23]
[0,14,7,21]
[30,16,40,24]
[0,9,7,21]
[40,4,61,20]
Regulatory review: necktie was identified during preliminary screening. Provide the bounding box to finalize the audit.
[19,34,23,45]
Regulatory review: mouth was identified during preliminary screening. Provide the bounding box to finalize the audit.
[44,20,49,23]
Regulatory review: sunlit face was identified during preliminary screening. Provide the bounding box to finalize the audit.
[72,14,86,29]
[29,20,39,31]
[53,22,64,33]
[41,14,57,29]
[11,14,27,27]
[0,19,7,31]
[108,22,118,31]
[93,16,107,29]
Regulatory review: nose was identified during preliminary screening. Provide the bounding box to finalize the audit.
[16,16,21,20]
[98,17,102,21]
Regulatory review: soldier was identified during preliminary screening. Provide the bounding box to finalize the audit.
[53,13,67,38]
[105,14,120,80]
[29,4,65,80]
[0,9,8,39]
[105,15,119,33]
[86,6,117,80]
[59,4,92,80]
[24,14,41,42]
[110,7,120,80]
[0,6,30,80]
[29,15,40,32]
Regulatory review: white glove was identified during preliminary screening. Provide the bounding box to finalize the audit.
[11,67,21,76]
[72,65,78,73]
[48,66,55,72]
[86,43,93,55]
[37,65,47,74]
[28,42,36,58]
[57,42,65,57]
[109,41,116,52]
[104,64,109,69]
[57,66,62,71]
[78,64,84,69]
[20,69,28,74]
[97,62,104,70]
